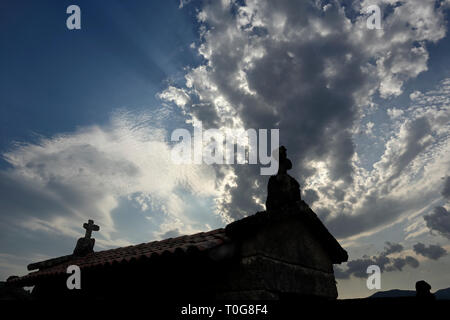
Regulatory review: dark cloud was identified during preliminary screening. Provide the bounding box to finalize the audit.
[442,176,450,200]
[424,206,450,239]
[159,0,448,239]
[303,189,319,205]
[326,195,418,239]
[160,229,181,239]
[405,256,419,268]
[332,187,346,202]
[385,256,419,272]
[216,166,266,220]
[0,171,68,226]
[163,1,368,220]
[383,117,433,183]
[383,242,404,256]
[413,242,447,260]
[334,242,419,279]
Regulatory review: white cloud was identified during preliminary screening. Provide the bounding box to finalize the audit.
[2,0,448,270]
[323,79,450,239]
[160,0,449,226]
[387,108,404,119]
[365,121,375,137]
[158,86,191,112]
[0,109,219,248]
[178,0,192,9]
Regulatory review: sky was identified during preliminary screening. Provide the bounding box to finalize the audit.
[0,0,449,299]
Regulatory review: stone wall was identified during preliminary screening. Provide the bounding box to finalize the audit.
[216,218,338,300]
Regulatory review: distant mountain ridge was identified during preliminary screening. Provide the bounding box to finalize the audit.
[435,287,450,300]
[369,287,450,300]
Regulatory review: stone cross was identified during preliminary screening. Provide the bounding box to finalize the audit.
[265,146,301,211]
[83,219,99,239]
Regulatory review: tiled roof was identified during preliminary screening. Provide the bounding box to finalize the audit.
[9,201,347,286]
[10,228,228,285]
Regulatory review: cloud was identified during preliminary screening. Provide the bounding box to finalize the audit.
[424,206,450,240]
[442,176,450,200]
[160,228,182,238]
[334,242,419,279]
[0,109,219,249]
[365,121,375,137]
[158,86,191,112]
[413,242,447,260]
[378,117,433,182]
[161,0,449,236]
[323,78,450,239]
[387,108,404,120]
[385,256,420,272]
[357,0,446,97]
[383,241,404,256]
[178,0,192,9]
[2,1,448,274]
[303,189,319,205]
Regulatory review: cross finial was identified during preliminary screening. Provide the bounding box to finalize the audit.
[83,219,99,239]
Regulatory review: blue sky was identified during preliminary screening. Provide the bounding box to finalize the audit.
[1,0,450,299]
[0,0,200,166]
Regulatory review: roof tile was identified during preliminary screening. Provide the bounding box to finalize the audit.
[10,228,229,285]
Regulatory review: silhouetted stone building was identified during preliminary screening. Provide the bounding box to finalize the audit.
[8,147,348,300]
[8,201,347,300]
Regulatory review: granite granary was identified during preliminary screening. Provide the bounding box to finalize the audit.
[7,147,348,300]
